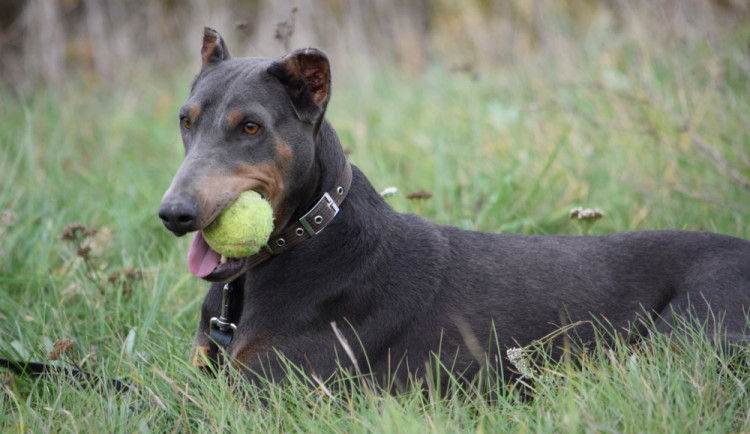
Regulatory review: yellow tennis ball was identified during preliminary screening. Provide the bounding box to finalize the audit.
[202,191,274,258]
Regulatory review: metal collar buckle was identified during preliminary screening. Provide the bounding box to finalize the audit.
[299,192,339,236]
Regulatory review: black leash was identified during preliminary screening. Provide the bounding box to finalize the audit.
[0,356,130,393]
[3,276,238,388]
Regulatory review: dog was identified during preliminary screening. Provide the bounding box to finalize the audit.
[159,27,750,390]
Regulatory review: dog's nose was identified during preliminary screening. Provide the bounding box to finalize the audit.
[158,195,200,236]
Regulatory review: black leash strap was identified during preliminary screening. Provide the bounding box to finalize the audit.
[0,357,130,393]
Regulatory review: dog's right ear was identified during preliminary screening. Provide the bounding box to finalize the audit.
[201,27,231,65]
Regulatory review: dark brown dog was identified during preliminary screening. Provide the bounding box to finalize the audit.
[159,28,750,389]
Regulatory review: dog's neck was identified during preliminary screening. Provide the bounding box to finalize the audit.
[289,119,350,223]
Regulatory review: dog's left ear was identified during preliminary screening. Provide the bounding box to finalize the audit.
[267,48,331,129]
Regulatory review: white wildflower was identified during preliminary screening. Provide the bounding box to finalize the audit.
[507,347,538,380]
[380,186,398,197]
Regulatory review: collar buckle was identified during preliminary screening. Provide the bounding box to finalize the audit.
[299,192,339,236]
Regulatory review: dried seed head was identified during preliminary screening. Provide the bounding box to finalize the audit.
[60,223,97,240]
[406,190,433,200]
[124,268,144,280]
[48,338,75,361]
[569,207,604,221]
[60,223,88,240]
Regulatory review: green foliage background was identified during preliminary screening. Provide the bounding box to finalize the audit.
[1,1,749,431]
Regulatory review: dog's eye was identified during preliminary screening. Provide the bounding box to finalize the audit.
[243,122,260,135]
[181,117,192,130]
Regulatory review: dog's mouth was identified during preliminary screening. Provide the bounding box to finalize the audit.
[185,187,275,282]
[187,231,251,282]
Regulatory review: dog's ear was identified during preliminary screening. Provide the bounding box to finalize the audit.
[201,27,231,65]
[267,48,331,128]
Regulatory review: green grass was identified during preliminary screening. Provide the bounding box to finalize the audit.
[2,24,750,432]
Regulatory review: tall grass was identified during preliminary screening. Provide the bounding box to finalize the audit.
[1,14,750,433]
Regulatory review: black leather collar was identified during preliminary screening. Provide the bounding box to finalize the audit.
[243,160,353,270]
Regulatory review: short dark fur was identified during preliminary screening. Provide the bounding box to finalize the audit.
[160,28,750,388]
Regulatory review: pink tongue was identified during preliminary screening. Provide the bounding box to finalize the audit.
[188,231,221,277]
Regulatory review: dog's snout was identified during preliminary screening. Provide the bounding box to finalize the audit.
[159,195,201,236]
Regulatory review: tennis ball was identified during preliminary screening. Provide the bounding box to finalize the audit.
[202,191,274,257]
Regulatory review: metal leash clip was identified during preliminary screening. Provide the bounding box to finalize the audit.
[210,283,237,334]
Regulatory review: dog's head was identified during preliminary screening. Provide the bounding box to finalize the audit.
[158,27,331,281]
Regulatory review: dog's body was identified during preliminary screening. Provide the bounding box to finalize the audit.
[159,28,750,388]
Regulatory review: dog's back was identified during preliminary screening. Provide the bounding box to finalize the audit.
[432,228,750,375]
[318,182,750,384]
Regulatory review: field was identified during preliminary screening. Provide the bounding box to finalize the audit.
[2,13,750,432]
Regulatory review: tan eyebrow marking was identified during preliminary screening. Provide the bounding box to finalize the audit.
[188,104,201,122]
[275,141,292,166]
[227,109,243,128]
